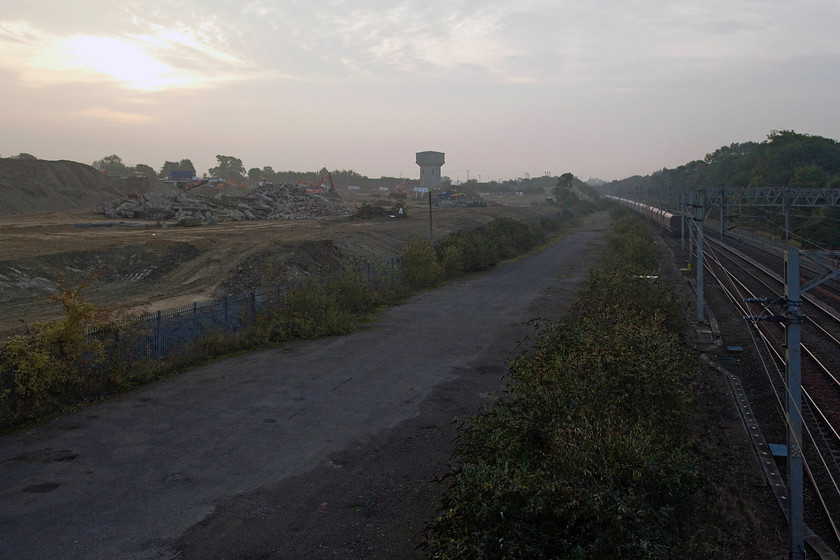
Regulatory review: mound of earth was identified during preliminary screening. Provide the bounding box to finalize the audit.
[351,202,399,220]
[0,158,180,216]
[219,239,366,296]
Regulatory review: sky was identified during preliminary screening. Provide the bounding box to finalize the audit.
[1,1,839,182]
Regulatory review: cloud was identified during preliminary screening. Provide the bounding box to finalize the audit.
[73,106,157,124]
[0,19,249,91]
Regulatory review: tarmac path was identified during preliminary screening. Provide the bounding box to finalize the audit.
[0,212,611,559]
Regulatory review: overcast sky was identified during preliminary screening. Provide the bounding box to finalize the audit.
[2,1,839,182]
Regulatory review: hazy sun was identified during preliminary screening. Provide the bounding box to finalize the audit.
[66,35,195,91]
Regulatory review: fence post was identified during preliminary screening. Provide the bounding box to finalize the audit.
[156,310,163,359]
[250,290,256,326]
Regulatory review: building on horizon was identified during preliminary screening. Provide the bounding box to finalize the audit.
[416,151,445,188]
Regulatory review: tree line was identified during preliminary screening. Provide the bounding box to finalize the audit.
[84,153,595,197]
[85,153,416,187]
[608,130,840,248]
[610,130,840,194]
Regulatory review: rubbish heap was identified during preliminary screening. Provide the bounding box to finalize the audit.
[98,183,350,225]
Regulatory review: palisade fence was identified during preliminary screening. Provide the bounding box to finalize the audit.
[87,257,403,368]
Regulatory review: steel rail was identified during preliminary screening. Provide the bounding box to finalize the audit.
[703,240,840,546]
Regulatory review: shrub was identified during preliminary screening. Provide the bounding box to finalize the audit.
[402,238,444,290]
[435,218,549,275]
[1,280,106,420]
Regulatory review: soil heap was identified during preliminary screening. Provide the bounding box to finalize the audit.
[0,158,179,216]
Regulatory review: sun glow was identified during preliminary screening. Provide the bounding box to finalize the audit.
[66,36,201,91]
[0,20,239,92]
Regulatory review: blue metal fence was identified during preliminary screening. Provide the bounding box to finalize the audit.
[87,258,402,366]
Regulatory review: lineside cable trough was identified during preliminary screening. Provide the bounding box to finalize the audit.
[701,354,838,560]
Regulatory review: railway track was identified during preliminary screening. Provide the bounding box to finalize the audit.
[699,231,840,553]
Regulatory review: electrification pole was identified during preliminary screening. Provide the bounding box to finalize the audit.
[785,249,805,559]
[784,190,792,242]
[680,188,685,252]
[696,189,704,323]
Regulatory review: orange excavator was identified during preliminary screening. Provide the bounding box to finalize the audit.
[388,180,407,199]
[306,172,334,194]
[183,179,209,190]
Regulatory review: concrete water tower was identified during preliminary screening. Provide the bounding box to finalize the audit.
[416,151,445,188]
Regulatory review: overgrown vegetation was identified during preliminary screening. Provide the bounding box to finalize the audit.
[0,212,581,431]
[0,278,127,425]
[424,213,756,558]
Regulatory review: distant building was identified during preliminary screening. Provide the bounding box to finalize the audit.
[168,170,193,182]
[416,151,445,188]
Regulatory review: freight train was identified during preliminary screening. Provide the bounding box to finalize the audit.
[605,195,681,236]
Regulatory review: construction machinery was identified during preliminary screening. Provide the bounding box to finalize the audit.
[183,179,209,190]
[306,172,334,194]
[388,180,408,199]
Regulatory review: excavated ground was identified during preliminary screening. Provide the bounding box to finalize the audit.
[0,203,557,338]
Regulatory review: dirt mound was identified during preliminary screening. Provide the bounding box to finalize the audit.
[219,239,365,296]
[0,158,180,216]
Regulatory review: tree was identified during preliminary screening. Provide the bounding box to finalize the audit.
[177,159,196,176]
[556,172,575,189]
[208,155,246,181]
[248,167,262,183]
[553,172,575,198]
[93,154,128,176]
[14,153,37,160]
[132,164,156,178]
[159,159,196,179]
[791,165,828,189]
[261,166,277,183]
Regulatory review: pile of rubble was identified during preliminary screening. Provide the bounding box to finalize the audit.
[98,183,349,225]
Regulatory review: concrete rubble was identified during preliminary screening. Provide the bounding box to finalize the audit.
[97,183,350,225]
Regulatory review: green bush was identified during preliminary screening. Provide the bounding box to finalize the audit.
[402,238,444,289]
[438,243,465,277]
[426,215,704,559]
[1,280,107,421]
[255,277,366,341]
[283,280,355,338]
[434,218,549,276]
[329,270,381,314]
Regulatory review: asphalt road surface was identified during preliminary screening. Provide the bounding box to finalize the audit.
[0,212,610,559]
